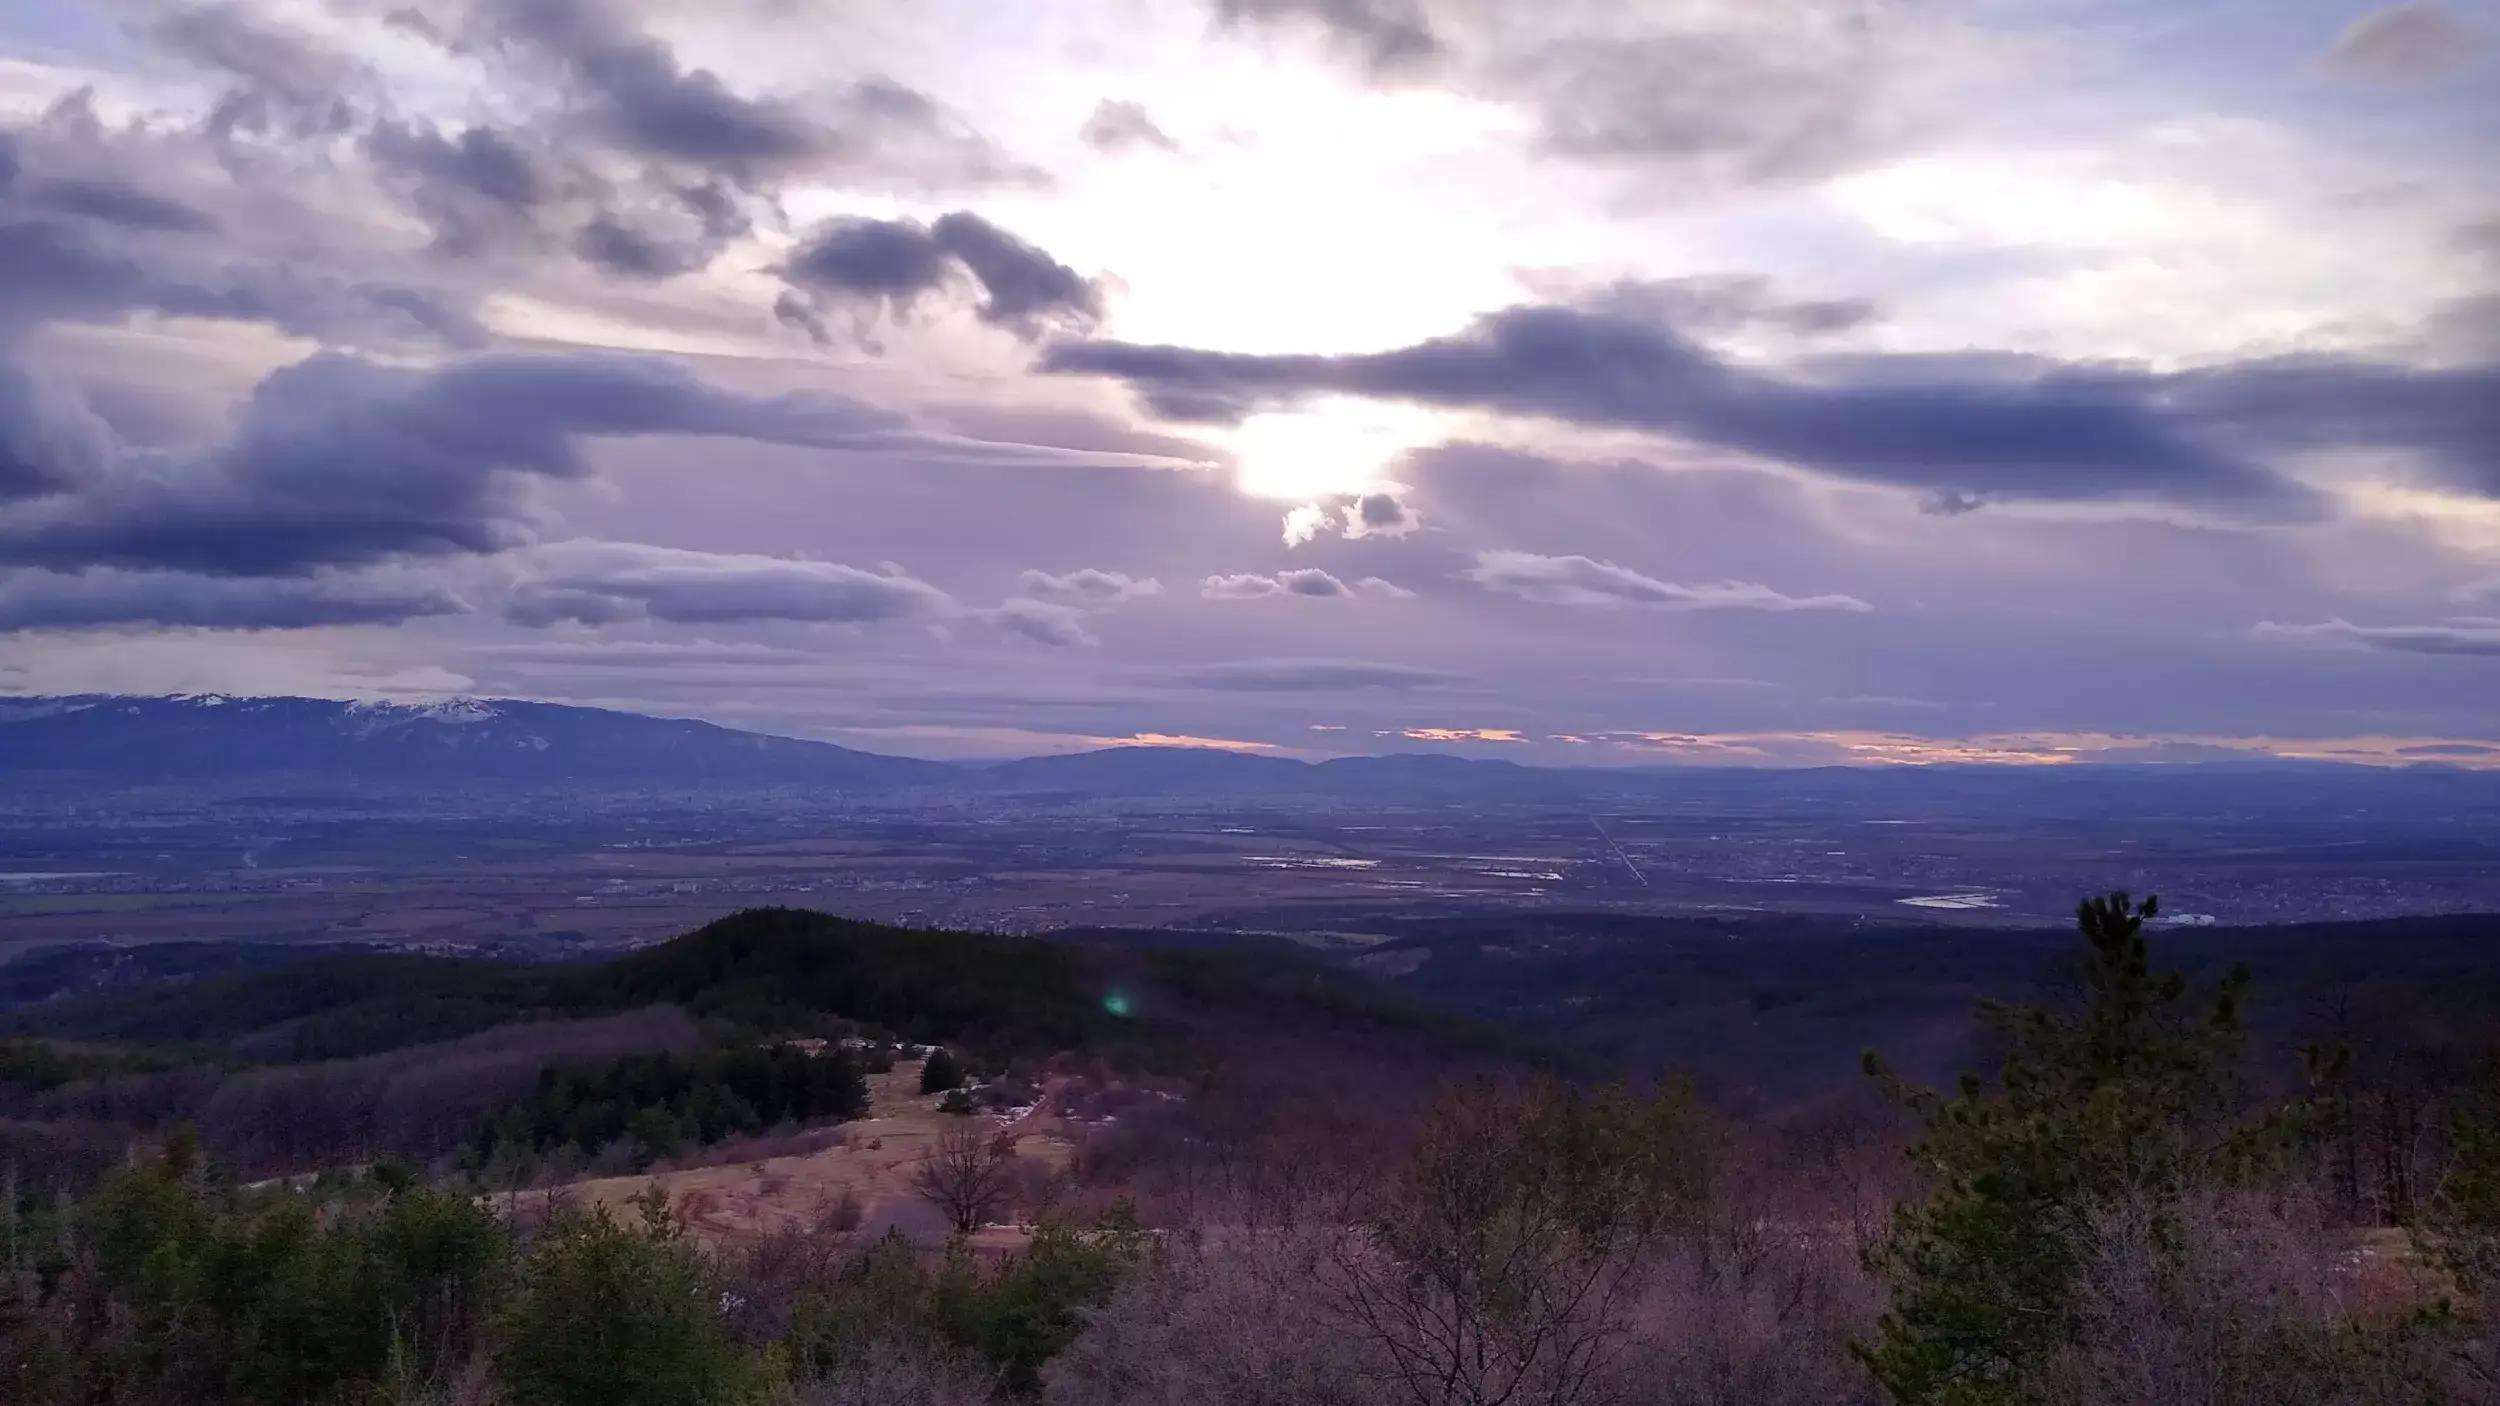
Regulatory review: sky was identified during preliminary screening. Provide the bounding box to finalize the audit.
[0,0,2495,767]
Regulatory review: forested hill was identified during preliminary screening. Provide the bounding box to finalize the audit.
[0,907,1492,1065]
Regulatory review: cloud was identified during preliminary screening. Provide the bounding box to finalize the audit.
[2252,617,2500,657]
[0,362,115,502]
[445,1,1035,188]
[1201,568,1409,599]
[2321,2,2487,84]
[505,540,954,627]
[469,640,819,669]
[2162,357,2500,498]
[978,566,1162,646]
[1278,502,1332,547]
[1047,300,2500,513]
[1080,100,1179,153]
[931,212,1104,333]
[151,3,363,137]
[573,214,710,278]
[363,119,551,254]
[2457,218,2500,268]
[0,207,484,349]
[1465,550,1871,613]
[1147,658,1466,690]
[977,597,1098,647]
[1209,2,1954,190]
[19,177,217,233]
[1506,27,1908,184]
[1283,487,1422,545]
[474,0,825,162]
[781,211,1102,339]
[1395,726,1523,743]
[1213,0,1443,73]
[1016,568,1162,605]
[0,567,465,632]
[0,350,1010,576]
[1553,273,1875,336]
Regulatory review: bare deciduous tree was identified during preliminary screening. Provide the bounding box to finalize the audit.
[1320,1078,1708,1406]
[914,1125,1017,1234]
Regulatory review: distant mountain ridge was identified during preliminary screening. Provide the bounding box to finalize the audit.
[0,693,946,789]
[3,693,2496,807]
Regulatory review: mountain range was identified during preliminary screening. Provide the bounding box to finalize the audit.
[4,693,2498,810]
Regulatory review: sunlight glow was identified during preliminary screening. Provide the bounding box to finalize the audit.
[1226,401,1443,501]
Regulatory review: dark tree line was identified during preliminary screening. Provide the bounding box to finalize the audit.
[472,1042,870,1178]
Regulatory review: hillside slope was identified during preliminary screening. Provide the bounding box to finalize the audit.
[0,695,948,789]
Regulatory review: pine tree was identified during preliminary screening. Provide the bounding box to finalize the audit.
[2418,1061,2500,1299]
[920,1047,965,1096]
[1856,893,2293,1404]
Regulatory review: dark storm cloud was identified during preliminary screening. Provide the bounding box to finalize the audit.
[366,121,544,209]
[2163,357,2500,495]
[0,210,486,349]
[360,118,560,256]
[1041,301,2500,512]
[455,0,1036,188]
[0,567,466,632]
[479,0,822,162]
[0,351,975,577]
[151,3,364,137]
[505,540,954,627]
[930,213,1103,333]
[0,363,115,501]
[785,218,953,307]
[1567,274,1876,336]
[1145,658,1467,690]
[573,179,756,280]
[0,105,492,350]
[18,177,217,233]
[1214,0,1444,73]
[1080,100,1179,153]
[573,214,709,278]
[781,212,1101,339]
[2252,617,2500,657]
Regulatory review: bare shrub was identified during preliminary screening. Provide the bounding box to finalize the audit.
[1045,1220,1379,1406]
[1610,1236,1881,1406]
[1313,1079,1707,1406]
[721,1220,857,1346]
[2032,1187,2451,1406]
[1047,1152,1880,1406]
[785,1341,999,1406]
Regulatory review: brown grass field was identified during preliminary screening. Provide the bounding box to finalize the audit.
[562,1058,1076,1253]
